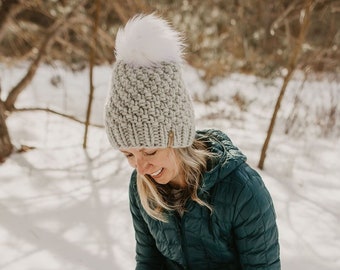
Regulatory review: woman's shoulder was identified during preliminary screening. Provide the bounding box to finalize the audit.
[211,163,275,225]
[213,163,270,204]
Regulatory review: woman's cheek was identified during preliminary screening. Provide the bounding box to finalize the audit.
[127,158,136,168]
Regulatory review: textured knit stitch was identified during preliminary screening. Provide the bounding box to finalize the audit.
[104,61,195,149]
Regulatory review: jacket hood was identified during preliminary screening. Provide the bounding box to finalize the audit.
[196,129,247,191]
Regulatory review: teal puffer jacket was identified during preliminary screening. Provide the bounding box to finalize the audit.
[129,129,280,270]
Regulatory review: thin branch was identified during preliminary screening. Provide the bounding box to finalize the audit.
[14,107,103,128]
[270,1,298,33]
[0,0,22,41]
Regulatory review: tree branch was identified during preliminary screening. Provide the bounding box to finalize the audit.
[14,107,103,128]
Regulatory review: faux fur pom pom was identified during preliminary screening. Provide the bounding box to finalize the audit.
[115,14,185,67]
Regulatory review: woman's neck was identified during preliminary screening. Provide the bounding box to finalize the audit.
[169,170,186,189]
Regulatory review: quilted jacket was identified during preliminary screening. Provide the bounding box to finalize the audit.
[129,129,280,269]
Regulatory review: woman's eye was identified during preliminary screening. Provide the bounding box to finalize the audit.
[144,150,157,156]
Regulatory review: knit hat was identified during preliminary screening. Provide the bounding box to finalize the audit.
[104,14,195,149]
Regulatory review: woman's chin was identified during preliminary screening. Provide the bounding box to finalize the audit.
[153,178,169,185]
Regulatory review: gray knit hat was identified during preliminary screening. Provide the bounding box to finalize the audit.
[104,14,195,149]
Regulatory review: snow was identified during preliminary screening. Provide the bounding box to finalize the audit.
[0,63,339,270]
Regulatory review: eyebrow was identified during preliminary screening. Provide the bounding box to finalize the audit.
[120,149,143,154]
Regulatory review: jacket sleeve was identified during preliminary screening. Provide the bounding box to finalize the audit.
[232,164,280,270]
[129,172,167,270]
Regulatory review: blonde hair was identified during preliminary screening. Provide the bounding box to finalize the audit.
[136,139,213,222]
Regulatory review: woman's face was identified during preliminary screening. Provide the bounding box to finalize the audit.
[120,147,184,187]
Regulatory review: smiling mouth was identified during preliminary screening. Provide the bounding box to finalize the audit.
[150,168,163,177]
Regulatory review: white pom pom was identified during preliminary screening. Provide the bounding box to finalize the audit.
[115,13,185,67]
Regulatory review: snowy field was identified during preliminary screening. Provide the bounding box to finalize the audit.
[0,63,339,270]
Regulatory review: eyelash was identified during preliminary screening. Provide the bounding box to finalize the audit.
[124,151,157,158]
[144,151,157,156]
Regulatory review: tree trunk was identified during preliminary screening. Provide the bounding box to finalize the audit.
[83,0,101,148]
[0,101,13,161]
[258,0,313,170]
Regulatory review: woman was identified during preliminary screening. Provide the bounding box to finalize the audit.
[104,14,280,270]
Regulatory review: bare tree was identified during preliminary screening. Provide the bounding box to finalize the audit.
[258,0,314,170]
[0,0,86,160]
[0,0,23,159]
[4,2,85,111]
[83,0,101,148]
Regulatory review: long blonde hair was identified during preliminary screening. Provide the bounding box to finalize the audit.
[136,139,213,222]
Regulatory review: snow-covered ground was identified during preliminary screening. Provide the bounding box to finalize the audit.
[0,63,339,270]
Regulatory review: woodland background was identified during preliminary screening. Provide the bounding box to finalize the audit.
[0,1,340,269]
[0,0,339,164]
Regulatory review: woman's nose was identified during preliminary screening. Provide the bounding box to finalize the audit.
[135,158,150,175]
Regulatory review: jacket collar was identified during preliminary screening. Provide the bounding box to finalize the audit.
[196,129,247,192]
